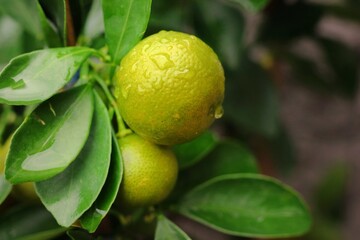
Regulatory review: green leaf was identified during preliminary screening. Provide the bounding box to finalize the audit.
[35,89,112,227]
[84,0,104,40]
[173,131,217,169]
[155,215,191,240]
[0,47,94,105]
[0,16,23,68]
[102,0,152,64]
[5,85,94,183]
[172,141,258,199]
[224,56,279,137]
[0,0,44,41]
[68,0,94,40]
[177,174,311,238]
[226,0,269,12]
[194,0,245,69]
[38,0,67,46]
[37,2,62,48]
[0,174,11,204]
[79,129,123,233]
[0,204,66,240]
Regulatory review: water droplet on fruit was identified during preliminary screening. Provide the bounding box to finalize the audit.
[214,105,224,119]
[150,53,174,70]
[208,104,224,119]
[131,61,139,73]
[142,44,150,54]
[174,68,189,76]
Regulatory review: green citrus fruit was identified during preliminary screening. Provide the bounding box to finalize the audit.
[117,134,178,207]
[0,137,39,202]
[0,137,11,173]
[115,30,225,145]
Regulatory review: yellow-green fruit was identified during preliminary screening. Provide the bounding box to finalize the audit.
[117,134,178,207]
[0,137,39,202]
[115,30,225,145]
[0,138,11,172]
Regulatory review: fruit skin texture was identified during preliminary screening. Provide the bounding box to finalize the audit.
[117,134,178,207]
[115,30,225,145]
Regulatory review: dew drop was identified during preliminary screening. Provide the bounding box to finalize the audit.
[214,105,224,119]
[142,44,151,54]
[208,104,224,119]
[130,61,138,73]
[174,68,189,76]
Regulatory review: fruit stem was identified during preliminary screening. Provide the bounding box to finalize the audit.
[93,75,132,137]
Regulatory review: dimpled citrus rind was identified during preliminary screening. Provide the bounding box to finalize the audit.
[115,30,225,145]
[117,134,178,207]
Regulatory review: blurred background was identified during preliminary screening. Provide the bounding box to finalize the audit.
[0,0,359,239]
[148,0,360,239]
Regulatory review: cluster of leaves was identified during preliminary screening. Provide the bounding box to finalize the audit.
[0,0,314,239]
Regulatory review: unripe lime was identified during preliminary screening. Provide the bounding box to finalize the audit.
[117,134,178,207]
[115,31,225,145]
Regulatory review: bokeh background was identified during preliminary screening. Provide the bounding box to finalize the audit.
[148,0,360,239]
